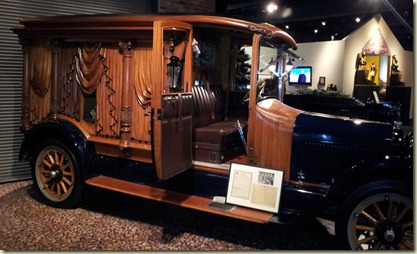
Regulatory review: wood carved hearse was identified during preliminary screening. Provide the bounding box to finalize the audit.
[13,14,413,250]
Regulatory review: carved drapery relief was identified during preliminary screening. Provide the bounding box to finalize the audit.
[29,45,52,124]
[133,47,152,108]
[30,45,52,97]
[59,47,81,119]
[75,43,105,94]
[131,47,153,143]
[95,48,122,137]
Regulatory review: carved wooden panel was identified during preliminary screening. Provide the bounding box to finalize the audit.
[28,44,52,124]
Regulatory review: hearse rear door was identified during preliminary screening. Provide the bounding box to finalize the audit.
[151,20,193,180]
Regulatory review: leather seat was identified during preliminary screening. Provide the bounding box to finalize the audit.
[192,85,247,163]
[193,120,247,145]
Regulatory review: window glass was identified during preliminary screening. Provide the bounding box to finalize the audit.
[256,38,305,102]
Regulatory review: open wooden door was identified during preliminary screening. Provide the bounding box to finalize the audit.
[151,20,193,180]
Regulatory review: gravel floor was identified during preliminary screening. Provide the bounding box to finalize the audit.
[0,180,338,250]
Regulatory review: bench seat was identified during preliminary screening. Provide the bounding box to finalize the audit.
[192,85,247,164]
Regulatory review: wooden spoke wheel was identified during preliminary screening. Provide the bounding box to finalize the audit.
[347,193,413,250]
[33,140,82,208]
[337,181,413,250]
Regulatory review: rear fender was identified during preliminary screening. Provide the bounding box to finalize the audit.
[19,119,98,179]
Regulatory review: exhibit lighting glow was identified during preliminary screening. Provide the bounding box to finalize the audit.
[314,29,318,33]
[356,17,361,23]
[322,21,326,26]
[354,120,362,125]
[285,25,289,29]
[266,3,278,13]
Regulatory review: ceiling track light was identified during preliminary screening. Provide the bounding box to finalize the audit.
[266,3,278,13]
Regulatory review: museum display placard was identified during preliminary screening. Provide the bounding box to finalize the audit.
[226,163,284,213]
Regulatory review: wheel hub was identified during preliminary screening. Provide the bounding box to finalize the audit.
[384,229,395,242]
[50,165,63,181]
[376,220,403,245]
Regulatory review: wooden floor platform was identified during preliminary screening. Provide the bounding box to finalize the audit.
[85,175,273,224]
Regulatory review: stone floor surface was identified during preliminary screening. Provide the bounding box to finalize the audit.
[0,180,338,250]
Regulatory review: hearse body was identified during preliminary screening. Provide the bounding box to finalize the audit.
[13,14,412,250]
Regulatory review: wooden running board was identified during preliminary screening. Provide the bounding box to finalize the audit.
[85,175,273,224]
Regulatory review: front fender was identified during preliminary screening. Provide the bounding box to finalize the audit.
[327,157,412,203]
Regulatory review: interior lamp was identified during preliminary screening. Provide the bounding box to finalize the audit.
[167,56,182,92]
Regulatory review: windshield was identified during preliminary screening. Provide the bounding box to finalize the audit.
[256,38,304,102]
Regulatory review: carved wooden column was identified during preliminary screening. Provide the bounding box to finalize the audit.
[20,39,32,131]
[50,40,61,118]
[119,40,133,150]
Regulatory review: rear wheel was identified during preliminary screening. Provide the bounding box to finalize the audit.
[32,139,82,208]
[336,181,413,250]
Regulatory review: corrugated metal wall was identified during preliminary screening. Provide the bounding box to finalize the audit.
[0,0,151,183]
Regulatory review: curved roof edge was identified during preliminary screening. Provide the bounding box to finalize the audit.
[16,14,297,50]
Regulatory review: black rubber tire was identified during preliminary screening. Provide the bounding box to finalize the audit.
[335,181,413,250]
[31,139,82,208]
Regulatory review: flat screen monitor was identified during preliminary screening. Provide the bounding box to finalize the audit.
[289,66,312,86]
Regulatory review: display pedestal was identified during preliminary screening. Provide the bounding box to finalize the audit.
[353,85,380,102]
[386,86,411,125]
[390,73,404,86]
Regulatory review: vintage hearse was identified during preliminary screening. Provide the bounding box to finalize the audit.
[13,14,413,250]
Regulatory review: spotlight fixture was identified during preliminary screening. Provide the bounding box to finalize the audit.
[285,25,289,29]
[314,29,318,33]
[266,3,278,13]
[355,17,361,23]
[321,21,326,26]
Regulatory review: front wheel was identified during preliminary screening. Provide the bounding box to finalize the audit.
[336,181,413,250]
[32,139,82,208]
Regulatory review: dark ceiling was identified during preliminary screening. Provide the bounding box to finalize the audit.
[215,0,413,51]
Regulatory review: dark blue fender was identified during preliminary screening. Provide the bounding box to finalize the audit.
[19,119,98,180]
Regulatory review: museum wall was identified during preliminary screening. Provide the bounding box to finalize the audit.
[286,40,345,93]
[293,15,413,119]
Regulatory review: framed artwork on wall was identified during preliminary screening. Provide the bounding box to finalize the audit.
[318,76,326,90]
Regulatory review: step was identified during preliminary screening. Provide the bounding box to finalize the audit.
[85,175,273,224]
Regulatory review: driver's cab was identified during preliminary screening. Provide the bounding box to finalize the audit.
[188,26,305,183]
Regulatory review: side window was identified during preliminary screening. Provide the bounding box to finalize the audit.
[257,47,282,102]
[82,91,97,123]
[234,44,251,91]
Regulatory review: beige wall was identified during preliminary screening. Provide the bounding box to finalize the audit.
[286,40,345,93]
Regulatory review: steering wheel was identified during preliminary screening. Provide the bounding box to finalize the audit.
[240,90,250,104]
